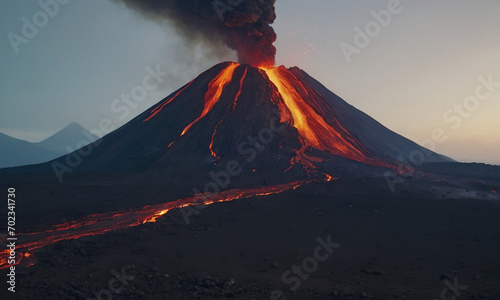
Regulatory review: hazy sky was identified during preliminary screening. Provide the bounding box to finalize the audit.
[1,0,499,164]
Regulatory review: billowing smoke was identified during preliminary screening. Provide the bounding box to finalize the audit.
[114,0,277,67]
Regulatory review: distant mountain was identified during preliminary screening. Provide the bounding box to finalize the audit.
[37,122,98,155]
[0,123,98,169]
[0,132,56,169]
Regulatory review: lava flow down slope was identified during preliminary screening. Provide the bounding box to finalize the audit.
[53,61,451,178]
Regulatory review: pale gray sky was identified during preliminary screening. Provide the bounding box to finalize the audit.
[1,0,499,164]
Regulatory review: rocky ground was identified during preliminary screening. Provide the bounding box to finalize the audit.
[2,177,500,300]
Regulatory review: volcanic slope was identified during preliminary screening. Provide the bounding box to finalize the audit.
[5,62,451,180]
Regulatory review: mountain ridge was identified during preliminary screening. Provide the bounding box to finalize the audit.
[36,122,98,155]
[0,132,56,168]
[0,122,97,169]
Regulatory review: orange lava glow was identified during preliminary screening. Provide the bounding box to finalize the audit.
[210,66,248,158]
[263,67,368,158]
[231,67,248,112]
[262,66,393,171]
[180,63,239,136]
[0,178,332,270]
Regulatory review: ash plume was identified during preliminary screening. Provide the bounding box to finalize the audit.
[114,0,277,67]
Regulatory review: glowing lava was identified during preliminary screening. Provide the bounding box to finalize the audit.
[146,63,240,151]
[0,178,331,270]
[210,66,249,158]
[180,63,239,136]
[262,66,392,170]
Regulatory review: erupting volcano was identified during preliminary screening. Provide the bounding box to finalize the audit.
[0,60,452,272]
[142,62,403,172]
[97,0,447,176]
[4,2,500,299]
[0,1,471,291]
[58,61,449,177]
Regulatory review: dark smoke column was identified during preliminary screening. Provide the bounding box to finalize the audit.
[114,0,277,67]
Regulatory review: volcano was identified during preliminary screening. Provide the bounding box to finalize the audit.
[47,62,450,180]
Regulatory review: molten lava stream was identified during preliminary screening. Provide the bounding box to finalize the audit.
[210,66,248,158]
[180,63,239,137]
[262,67,394,170]
[0,177,333,270]
[156,63,242,151]
[143,63,240,150]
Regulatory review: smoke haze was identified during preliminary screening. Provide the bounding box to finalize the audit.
[114,0,277,67]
